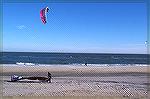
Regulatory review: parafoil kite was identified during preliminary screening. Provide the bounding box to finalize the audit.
[40,7,49,24]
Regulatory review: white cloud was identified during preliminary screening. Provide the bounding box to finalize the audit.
[16,25,26,30]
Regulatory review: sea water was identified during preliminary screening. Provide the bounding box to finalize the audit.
[0,52,149,65]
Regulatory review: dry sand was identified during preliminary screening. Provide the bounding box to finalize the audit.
[0,64,150,98]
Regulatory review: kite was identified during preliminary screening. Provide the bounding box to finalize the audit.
[10,72,52,83]
[40,7,49,24]
[145,41,149,46]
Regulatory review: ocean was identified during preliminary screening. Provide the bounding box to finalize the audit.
[0,52,149,65]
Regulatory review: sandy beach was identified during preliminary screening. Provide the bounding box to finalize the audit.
[0,64,150,98]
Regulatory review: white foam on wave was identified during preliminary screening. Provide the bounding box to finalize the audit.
[15,62,36,66]
[1,63,149,67]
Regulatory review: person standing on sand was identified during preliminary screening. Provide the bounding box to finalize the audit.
[47,72,52,83]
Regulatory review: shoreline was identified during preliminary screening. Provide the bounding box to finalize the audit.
[1,63,149,66]
[1,64,149,76]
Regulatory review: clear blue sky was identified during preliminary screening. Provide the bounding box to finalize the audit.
[3,3,147,54]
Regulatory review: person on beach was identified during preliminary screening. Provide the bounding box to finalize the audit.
[47,72,52,83]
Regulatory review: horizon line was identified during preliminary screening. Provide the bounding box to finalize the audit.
[1,51,149,55]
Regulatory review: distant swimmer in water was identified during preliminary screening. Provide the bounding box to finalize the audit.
[85,63,87,66]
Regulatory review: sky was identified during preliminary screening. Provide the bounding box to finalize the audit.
[3,3,147,54]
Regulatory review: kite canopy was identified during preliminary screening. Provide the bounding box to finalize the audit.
[40,7,49,24]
